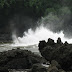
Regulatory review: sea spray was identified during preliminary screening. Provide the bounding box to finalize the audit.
[12,25,72,47]
[12,7,72,47]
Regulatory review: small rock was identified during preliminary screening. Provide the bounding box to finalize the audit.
[47,38,55,45]
[57,37,62,44]
[31,63,47,72]
[38,40,47,51]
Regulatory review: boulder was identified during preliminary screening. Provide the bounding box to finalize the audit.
[57,37,63,44]
[64,41,68,46]
[51,60,61,69]
[5,58,29,69]
[38,38,72,70]
[0,48,44,70]
[40,46,53,61]
[48,65,58,72]
[38,40,47,51]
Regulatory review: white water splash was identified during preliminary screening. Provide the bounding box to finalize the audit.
[12,25,72,47]
[12,11,72,47]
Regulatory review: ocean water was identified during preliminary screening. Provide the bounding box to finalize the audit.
[0,43,40,56]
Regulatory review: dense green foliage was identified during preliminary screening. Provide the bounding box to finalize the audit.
[0,0,72,15]
[0,0,72,19]
[0,0,62,16]
[0,0,72,17]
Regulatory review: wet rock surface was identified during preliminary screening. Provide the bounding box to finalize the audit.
[38,37,72,71]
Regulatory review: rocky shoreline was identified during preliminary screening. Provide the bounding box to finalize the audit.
[0,48,48,72]
[0,38,72,72]
[39,37,72,71]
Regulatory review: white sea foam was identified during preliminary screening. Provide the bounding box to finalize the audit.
[12,25,72,47]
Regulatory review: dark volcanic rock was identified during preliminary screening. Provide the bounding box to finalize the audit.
[47,38,55,45]
[31,63,47,72]
[57,37,63,44]
[38,37,72,71]
[38,40,47,51]
[0,48,45,71]
[5,58,29,69]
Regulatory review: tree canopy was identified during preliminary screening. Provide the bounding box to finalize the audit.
[0,0,72,17]
[0,0,62,16]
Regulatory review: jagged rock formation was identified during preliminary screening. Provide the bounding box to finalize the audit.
[38,37,72,71]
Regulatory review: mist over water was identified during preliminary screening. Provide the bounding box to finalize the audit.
[12,25,72,47]
[12,7,72,46]
[0,7,72,53]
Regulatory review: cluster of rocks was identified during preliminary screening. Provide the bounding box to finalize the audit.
[8,60,65,72]
[31,60,66,72]
[0,48,47,72]
[38,37,72,71]
[0,37,72,72]
[0,47,64,72]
